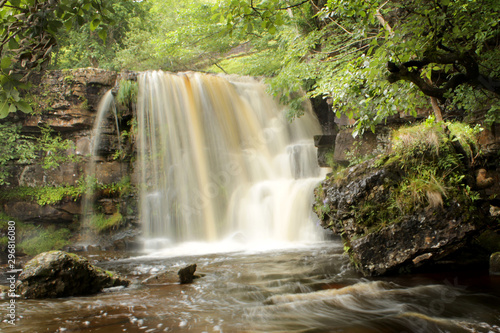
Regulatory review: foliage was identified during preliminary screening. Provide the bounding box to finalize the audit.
[214,0,500,132]
[0,212,71,256]
[0,122,35,185]
[0,184,83,205]
[116,80,138,107]
[89,212,123,233]
[51,0,148,70]
[388,119,480,213]
[37,124,79,169]
[17,225,72,256]
[447,121,482,160]
[0,175,134,206]
[115,0,242,72]
[0,0,114,117]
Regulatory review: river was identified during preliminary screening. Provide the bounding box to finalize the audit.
[2,240,499,333]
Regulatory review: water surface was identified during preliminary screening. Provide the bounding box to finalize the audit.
[2,240,499,332]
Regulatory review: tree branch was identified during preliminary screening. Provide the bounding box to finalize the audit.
[387,51,500,99]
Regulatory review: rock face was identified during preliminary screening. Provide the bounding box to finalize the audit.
[315,160,485,276]
[16,251,129,299]
[314,121,500,276]
[0,68,138,230]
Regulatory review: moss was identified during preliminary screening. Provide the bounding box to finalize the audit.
[17,226,72,256]
[330,120,482,236]
[475,230,500,253]
[0,185,84,206]
[89,212,124,233]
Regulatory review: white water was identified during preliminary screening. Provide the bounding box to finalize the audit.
[81,90,121,239]
[136,71,325,246]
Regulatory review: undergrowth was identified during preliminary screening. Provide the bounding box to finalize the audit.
[0,212,72,256]
[89,212,124,233]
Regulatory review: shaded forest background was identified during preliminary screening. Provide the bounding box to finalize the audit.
[1,0,499,132]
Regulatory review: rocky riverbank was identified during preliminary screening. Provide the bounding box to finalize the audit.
[314,120,500,276]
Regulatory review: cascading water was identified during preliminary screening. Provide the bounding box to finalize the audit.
[136,71,326,247]
[81,90,121,239]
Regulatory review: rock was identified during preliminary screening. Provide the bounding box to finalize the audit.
[16,251,129,299]
[3,200,77,224]
[314,156,488,276]
[178,264,197,284]
[491,252,500,275]
[141,271,178,285]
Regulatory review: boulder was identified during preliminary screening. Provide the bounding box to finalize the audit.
[178,264,197,284]
[314,158,488,276]
[16,251,129,299]
[491,252,500,275]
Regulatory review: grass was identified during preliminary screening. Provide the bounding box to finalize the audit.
[0,211,72,256]
[17,226,72,256]
[319,119,483,237]
[89,212,124,233]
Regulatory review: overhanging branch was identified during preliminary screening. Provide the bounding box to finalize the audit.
[387,51,500,99]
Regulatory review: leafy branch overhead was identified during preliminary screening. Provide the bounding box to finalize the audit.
[0,0,114,118]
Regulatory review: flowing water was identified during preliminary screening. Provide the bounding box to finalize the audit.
[1,72,500,332]
[136,71,324,245]
[81,90,121,239]
[2,241,500,332]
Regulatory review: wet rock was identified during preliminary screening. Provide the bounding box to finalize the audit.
[141,271,178,285]
[3,200,77,224]
[178,264,197,284]
[490,252,500,275]
[314,157,489,276]
[19,163,83,187]
[16,251,129,299]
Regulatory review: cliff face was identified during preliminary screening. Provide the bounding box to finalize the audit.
[0,69,138,253]
[314,121,500,276]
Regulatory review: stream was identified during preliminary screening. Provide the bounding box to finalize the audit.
[2,240,500,332]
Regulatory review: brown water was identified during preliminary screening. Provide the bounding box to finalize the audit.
[2,240,500,333]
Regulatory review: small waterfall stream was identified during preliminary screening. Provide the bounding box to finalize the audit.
[136,71,326,247]
[81,90,121,240]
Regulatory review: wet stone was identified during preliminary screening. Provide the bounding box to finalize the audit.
[178,264,197,284]
[16,250,129,299]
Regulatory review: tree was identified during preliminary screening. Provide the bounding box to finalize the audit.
[0,0,114,118]
[51,0,148,70]
[216,0,500,132]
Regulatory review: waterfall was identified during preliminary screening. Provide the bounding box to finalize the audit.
[81,90,120,240]
[136,71,325,246]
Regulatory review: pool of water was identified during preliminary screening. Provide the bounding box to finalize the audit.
[1,240,500,332]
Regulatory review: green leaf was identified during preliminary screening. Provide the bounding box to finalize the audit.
[64,19,73,31]
[90,18,101,31]
[15,101,32,114]
[8,38,19,50]
[98,29,107,42]
[1,57,12,69]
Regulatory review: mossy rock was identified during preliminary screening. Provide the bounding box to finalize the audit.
[16,250,129,299]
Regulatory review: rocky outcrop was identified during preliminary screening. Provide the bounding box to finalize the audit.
[0,68,138,228]
[314,122,500,276]
[16,250,129,299]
